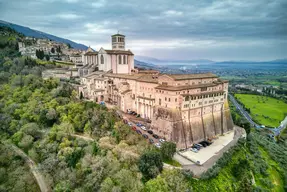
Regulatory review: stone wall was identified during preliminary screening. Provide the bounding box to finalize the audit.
[151,103,234,148]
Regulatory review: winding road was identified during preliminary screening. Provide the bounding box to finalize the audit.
[229,94,287,136]
[229,94,258,127]
[8,143,51,192]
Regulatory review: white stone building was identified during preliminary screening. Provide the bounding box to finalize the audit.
[79,33,134,76]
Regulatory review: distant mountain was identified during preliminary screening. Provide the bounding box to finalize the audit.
[135,55,287,65]
[214,59,287,64]
[134,56,162,64]
[134,59,158,69]
[0,20,88,50]
[135,55,214,65]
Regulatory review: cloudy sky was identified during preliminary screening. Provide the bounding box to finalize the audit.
[1,0,286,61]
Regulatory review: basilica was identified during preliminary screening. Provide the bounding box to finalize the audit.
[79,33,233,148]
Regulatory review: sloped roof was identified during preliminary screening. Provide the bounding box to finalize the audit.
[155,82,220,91]
[104,73,158,83]
[111,33,125,37]
[164,73,217,80]
[86,46,95,52]
[85,51,98,55]
[136,75,158,83]
[104,49,134,55]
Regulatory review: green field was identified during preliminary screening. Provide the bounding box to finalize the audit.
[235,94,287,127]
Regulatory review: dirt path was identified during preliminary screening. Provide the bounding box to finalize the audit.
[9,144,51,192]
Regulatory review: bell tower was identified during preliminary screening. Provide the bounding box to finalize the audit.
[111,33,125,50]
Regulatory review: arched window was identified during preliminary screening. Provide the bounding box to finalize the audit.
[101,55,104,64]
[123,55,126,64]
[119,55,122,64]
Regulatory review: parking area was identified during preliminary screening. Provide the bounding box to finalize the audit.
[121,113,165,148]
[178,130,235,165]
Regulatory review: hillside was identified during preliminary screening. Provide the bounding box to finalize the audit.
[0,20,88,50]
[1,22,287,192]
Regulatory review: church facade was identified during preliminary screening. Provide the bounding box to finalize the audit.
[79,34,134,77]
[79,33,234,148]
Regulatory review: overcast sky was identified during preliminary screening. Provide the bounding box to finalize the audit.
[1,0,286,61]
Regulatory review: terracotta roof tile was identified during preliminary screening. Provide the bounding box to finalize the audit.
[85,51,98,56]
[104,49,134,55]
[155,82,221,91]
[164,73,217,80]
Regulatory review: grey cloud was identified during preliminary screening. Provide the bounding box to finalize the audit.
[0,0,286,60]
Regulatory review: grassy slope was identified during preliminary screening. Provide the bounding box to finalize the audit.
[257,147,284,192]
[190,143,284,192]
[235,94,287,127]
[190,148,245,192]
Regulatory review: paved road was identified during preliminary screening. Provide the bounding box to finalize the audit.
[229,94,258,127]
[272,116,287,136]
[8,143,51,192]
[180,126,245,176]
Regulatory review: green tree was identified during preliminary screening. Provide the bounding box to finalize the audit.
[45,54,50,61]
[160,141,176,160]
[56,46,61,53]
[18,134,34,151]
[241,121,251,135]
[138,150,163,180]
[100,177,115,192]
[54,180,71,192]
[51,47,55,53]
[145,176,169,192]
[79,91,84,100]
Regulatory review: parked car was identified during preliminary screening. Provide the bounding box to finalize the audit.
[190,148,198,153]
[155,143,161,148]
[136,123,142,127]
[192,144,201,150]
[127,122,133,126]
[149,138,154,143]
[159,138,165,143]
[199,141,207,147]
[153,134,159,139]
[196,143,203,148]
[141,126,147,131]
[142,134,148,139]
[123,119,128,124]
[202,140,212,146]
[131,126,137,131]
[136,130,142,134]
[147,130,153,134]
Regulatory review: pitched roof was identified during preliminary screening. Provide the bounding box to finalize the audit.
[85,51,98,55]
[105,73,142,80]
[155,82,221,91]
[163,73,217,80]
[136,75,158,83]
[86,46,95,52]
[111,33,125,37]
[104,73,158,83]
[104,49,134,55]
